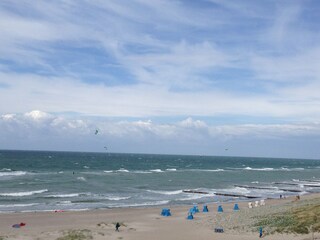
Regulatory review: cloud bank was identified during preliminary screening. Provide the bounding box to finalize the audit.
[1,110,320,159]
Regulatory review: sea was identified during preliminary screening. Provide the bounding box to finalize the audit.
[0,150,319,213]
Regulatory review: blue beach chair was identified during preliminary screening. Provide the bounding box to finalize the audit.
[203,205,209,212]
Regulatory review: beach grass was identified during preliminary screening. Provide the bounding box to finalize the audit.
[255,199,320,234]
[56,229,93,240]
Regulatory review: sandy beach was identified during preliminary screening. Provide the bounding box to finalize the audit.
[0,194,319,240]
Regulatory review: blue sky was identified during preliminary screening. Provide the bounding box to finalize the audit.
[1,0,320,159]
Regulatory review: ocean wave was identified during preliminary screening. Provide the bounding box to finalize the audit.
[0,203,39,208]
[230,167,305,171]
[166,168,177,171]
[47,193,81,198]
[132,171,152,174]
[147,190,183,195]
[176,194,211,201]
[280,167,305,171]
[112,200,170,208]
[244,167,274,171]
[116,168,129,173]
[0,171,27,177]
[0,168,12,171]
[103,170,113,173]
[0,189,48,197]
[150,169,164,173]
[77,177,86,181]
[56,201,72,205]
[186,169,225,172]
[227,187,251,194]
[104,196,131,201]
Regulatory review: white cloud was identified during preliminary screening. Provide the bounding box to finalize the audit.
[1,110,320,158]
[24,110,52,121]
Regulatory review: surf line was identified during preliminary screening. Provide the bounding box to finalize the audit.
[182,189,260,199]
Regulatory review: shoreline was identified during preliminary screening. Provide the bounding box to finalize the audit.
[0,193,319,240]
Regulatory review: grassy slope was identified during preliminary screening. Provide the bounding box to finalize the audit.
[254,198,320,234]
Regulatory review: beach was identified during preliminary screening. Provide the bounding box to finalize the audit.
[0,193,319,240]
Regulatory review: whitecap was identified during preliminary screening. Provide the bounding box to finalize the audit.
[166,168,177,171]
[103,170,113,173]
[176,194,211,201]
[147,190,183,195]
[105,196,131,201]
[0,168,11,171]
[113,200,169,207]
[150,169,164,173]
[0,171,27,177]
[47,193,80,198]
[186,169,224,172]
[116,168,129,173]
[77,177,86,181]
[0,203,39,208]
[0,189,48,197]
[228,187,251,194]
[56,201,72,205]
[132,171,152,174]
[244,167,274,171]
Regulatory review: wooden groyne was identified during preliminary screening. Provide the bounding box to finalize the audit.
[234,185,277,190]
[274,182,299,186]
[214,192,260,199]
[235,184,305,193]
[182,189,260,198]
[278,188,303,193]
[274,182,320,188]
[300,179,320,183]
[183,190,209,194]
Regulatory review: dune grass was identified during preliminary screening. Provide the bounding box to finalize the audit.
[255,201,320,234]
[56,229,93,240]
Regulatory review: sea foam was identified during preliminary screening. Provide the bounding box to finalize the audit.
[0,189,48,197]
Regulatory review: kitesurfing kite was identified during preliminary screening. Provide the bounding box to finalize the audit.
[95,129,99,135]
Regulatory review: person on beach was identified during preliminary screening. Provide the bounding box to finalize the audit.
[259,227,263,238]
[115,222,120,232]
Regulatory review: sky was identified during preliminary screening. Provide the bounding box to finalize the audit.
[1,0,320,159]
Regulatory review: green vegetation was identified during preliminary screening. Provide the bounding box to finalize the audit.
[255,202,320,234]
[56,229,93,240]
